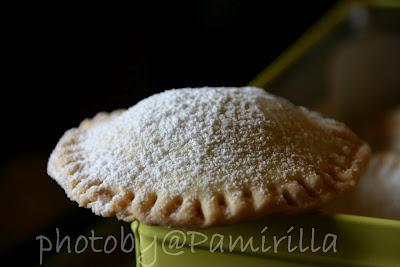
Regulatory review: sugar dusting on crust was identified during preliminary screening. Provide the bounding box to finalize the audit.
[48,86,370,227]
[78,87,357,194]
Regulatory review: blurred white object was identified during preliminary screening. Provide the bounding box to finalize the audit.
[325,32,400,127]
[342,152,400,220]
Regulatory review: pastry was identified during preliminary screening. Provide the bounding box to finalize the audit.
[48,87,370,228]
[344,152,400,220]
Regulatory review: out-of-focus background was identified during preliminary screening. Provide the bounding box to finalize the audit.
[1,1,399,266]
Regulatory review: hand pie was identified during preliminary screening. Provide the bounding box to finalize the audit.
[344,152,400,220]
[48,87,370,228]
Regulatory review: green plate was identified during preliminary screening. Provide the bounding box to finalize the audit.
[132,214,400,267]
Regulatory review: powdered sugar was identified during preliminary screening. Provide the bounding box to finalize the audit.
[47,86,372,226]
[77,87,335,195]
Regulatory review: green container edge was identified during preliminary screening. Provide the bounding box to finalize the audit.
[132,213,400,267]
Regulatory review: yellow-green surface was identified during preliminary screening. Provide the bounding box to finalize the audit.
[132,214,400,267]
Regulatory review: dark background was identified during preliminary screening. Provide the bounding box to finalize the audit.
[2,1,337,266]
